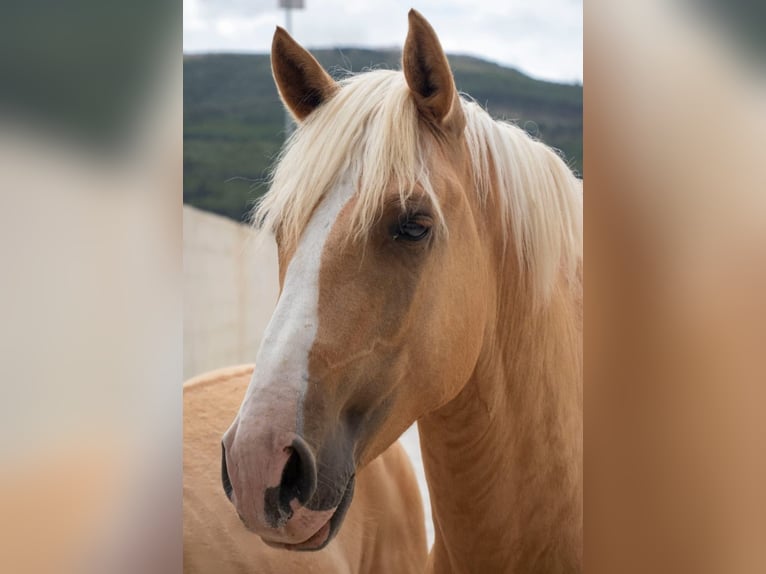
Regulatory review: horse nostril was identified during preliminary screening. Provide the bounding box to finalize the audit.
[280,447,302,498]
[264,437,317,528]
[221,442,233,501]
[280,439,316,506]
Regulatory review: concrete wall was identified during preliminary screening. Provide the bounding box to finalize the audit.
[183,204,434,546]
[183,205,279,379]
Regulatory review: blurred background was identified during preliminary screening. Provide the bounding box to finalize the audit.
[183,0,583,223]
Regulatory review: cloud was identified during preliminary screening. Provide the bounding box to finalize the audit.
[183,0,582,82]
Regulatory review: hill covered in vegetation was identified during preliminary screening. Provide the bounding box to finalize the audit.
[184,49,582,222]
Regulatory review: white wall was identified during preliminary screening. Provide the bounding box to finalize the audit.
[183,204,434,547]
[183,205,279,379]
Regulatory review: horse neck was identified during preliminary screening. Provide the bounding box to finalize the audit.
[419,234,583,573]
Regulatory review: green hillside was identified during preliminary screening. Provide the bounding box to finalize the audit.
[184,50,582,222]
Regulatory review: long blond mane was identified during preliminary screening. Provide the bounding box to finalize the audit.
[254,69,582,299]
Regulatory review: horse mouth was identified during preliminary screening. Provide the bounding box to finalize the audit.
[263,475,356,552]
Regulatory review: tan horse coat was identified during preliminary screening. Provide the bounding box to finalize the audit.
[260,11,582,572]
[216,10,581,573]
[183,365,427,573]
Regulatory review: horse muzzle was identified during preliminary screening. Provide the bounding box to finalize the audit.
[221,419,356,551]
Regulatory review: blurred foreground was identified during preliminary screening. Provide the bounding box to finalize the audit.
[0,2,182,572]
[586,1,766,572]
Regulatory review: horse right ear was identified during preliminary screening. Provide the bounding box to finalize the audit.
[271,27,338,122]
[403,10,465,136]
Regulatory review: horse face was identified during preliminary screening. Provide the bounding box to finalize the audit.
[221,10,488,551]
[301,158,490,465]
[222,162,487,551]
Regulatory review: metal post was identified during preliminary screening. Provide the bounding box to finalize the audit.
[285,5,293,34]
[279,0,305,138]
[284,6,293,137]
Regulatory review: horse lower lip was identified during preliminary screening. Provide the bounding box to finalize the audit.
[261,511,334,551]
[284,517,333,550]
[266,476,355,551]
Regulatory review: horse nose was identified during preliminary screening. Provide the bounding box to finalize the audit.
[263,436,317,527]
[221,433,318,529]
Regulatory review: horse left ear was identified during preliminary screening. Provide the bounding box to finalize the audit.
[403,10,465,136]
[271,26,339,122]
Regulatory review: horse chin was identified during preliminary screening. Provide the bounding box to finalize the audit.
[262,475,356,552]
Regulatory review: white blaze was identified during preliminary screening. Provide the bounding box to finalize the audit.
[240,177,355,431]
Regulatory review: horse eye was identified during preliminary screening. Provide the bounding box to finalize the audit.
[394,218,430,241]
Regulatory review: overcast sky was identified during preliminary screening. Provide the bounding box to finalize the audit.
[184,0,582,83]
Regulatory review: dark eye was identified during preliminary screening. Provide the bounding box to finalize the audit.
[394,216,431,242]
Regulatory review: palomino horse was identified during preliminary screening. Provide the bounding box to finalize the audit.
[222,9,582,573]
[184,365,427,573]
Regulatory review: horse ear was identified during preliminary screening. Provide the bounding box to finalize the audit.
[403,10,465,135]
[271,26,338,122]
